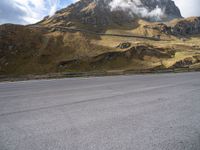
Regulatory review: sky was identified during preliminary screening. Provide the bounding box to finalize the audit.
[0,0,200,25]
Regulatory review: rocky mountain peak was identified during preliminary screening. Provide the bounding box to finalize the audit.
[39,0,182,27]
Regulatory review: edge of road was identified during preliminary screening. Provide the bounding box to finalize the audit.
[0,68,199,83]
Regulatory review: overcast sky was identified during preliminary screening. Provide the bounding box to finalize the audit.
[174,0,200,18]
[0,0,200,25]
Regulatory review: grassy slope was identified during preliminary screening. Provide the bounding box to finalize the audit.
[0,22,200,76]
[0,26,114,75]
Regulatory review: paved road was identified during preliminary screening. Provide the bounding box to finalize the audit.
[0,72,200,150]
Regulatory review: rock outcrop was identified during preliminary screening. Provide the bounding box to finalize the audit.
[171,17,200,35]
[143,17,200,36]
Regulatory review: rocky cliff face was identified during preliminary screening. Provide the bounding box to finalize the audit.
[143,17,200,36]
[39,0,182,27]
[171,17,200,35]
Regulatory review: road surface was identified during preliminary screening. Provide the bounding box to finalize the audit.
[0,72,200,150]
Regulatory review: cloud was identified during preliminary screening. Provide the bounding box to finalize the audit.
[0,0,60,25]
[48,0,60,16]
[0,0,27,24]
[109,0,165,21]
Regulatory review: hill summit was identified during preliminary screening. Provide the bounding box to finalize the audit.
[39,0,182,27]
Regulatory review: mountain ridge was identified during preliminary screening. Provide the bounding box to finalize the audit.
[38,0,182,28]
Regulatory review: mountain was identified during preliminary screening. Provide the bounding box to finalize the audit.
[39,0,182,28]
[0,0,200,76]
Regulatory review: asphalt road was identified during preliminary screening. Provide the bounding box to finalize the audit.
[0,72,200,150]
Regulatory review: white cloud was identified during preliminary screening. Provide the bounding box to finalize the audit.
[13,0,46,23]
[109,0,165,21]
[48,0,60,16]
[0,0,60,24]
